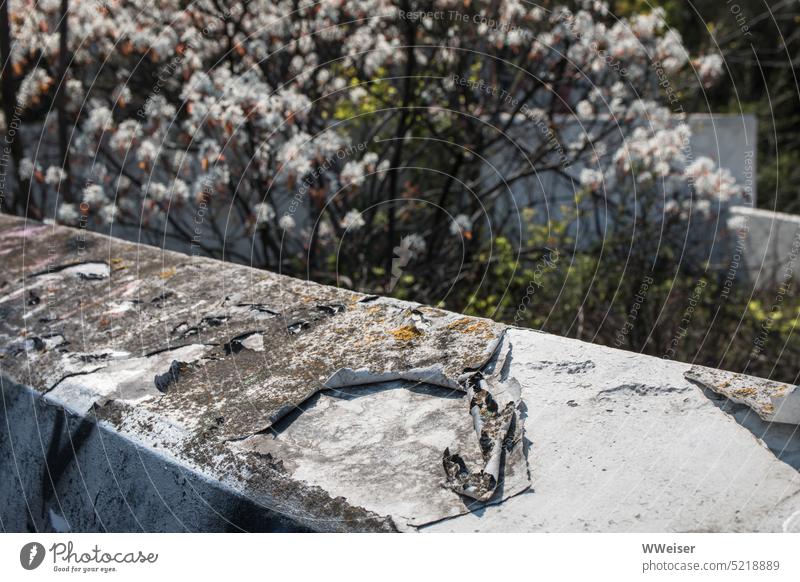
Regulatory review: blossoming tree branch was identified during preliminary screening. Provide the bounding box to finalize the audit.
[0,0,737,304]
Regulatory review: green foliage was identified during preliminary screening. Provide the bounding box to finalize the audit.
[454,200,800,382]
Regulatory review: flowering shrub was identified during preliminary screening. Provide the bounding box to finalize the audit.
[1,0,734,303]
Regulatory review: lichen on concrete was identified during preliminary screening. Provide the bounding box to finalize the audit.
[685,365,800,425]
[0,214,529,527]
[5,214,800,532]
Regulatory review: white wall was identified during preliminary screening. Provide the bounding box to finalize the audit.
[724,205,800,290]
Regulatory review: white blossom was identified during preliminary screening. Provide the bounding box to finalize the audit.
[85,104,114,133]
[147,182,169,202]
[82,183,107,205]
[401,233,426,256]
[450,214,473,236]
[18,158,37,180]
[694,54,724,88]
[576,100,593,118]
[341,209,365,230]
[694,198,712,214]
[317,220,334,239]
[57,203,80,225]
[44,166,66,185]
[254,202,276,224]
[579,168,603,189]
[18,69,51,107]
[362,152,379,168]
[109,120,141,151]
[279,215,296,230]
[99,204,118,223]
[171,179,190,203]
[340,161,365,187]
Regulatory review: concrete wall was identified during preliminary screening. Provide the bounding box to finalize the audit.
[2,214,800,532]
[724,205,800,290]
[0,378,310,533]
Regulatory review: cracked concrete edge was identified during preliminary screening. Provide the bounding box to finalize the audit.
[28,308,528,510]
[42,327,529,510]
[90,378,514,532]
[685,365,800,425]
[1,374,400,532]
[0,214,529,524]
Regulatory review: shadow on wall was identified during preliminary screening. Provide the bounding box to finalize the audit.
[699,385,800,471]
[0,377,310,533]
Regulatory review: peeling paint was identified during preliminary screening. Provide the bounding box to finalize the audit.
[32,261,111,280]
[46,344,209,413]
[0,215,530,526]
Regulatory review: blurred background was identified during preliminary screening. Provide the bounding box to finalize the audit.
[1,0,799,382]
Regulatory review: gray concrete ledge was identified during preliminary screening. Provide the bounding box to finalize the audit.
[1,214,799,532]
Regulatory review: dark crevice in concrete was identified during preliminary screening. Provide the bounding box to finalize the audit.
[149,291,175,305]
[143,342,215,358]
[223,331,265,355]
[44,367,107,394]
[30,261,110,280]
[200,315,229,327]
[286,320,310,334]
[315,303,345,315]
[234,303,278,316]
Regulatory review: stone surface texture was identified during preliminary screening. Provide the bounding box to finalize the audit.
[1,214,800,532]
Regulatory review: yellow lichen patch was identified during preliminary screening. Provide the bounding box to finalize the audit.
[731,387,757,398]
[446,317,495,339]
[158,267,177,279]
[388,324,423,342]
[772,385,788,397]
[111,257,128,271]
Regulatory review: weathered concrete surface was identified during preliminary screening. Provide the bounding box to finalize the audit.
[2,213,800,532]
[425,331,800,532]
[686,365,800,425]
[0,377,314,532]
[0,214,526,530]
